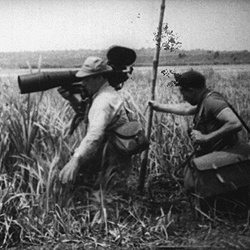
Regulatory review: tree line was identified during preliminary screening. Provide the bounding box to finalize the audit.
[0,48,250,69]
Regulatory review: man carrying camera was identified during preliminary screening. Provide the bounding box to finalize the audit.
[59,56,132,188]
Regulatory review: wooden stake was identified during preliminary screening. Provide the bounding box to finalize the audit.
[138,0,166,195]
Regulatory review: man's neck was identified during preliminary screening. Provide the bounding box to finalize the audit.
[196,88,210,105]
[92,81,109,98]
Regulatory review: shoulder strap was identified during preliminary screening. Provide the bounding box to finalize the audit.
[106,103,129,132]
[194,91,213,129]
[214,92,250,135]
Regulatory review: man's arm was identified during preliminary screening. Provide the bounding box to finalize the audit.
[191,107,242,144]
[59,92,122,184]
[148,100,197,115]
[59,108,109,184]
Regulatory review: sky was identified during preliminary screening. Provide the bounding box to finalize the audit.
[0,0,250,52]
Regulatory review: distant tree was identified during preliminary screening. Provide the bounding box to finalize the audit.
[214,51,220,59]
[178,53,187,59]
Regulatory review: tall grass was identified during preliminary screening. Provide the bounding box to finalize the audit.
[126,67,250,173]
[0,66,250,248]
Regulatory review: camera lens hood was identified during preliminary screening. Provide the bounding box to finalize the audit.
[107,45,136,66]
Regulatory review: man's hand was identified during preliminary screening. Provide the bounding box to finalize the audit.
[59,156,81,184]
[148,100,161,111]
[58,85,83,99]
[190,129,209,144]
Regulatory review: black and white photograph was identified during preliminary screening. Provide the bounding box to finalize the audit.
[0,0,250,249]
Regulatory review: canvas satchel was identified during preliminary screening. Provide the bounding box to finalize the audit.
[110,121,149,156]
[184,143,250,198]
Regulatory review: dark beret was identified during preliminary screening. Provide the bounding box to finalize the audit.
[176,70,206,89]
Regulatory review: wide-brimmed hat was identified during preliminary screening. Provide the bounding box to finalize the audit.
[76,56,113,78]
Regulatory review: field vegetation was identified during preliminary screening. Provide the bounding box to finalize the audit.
[0,64,250,249]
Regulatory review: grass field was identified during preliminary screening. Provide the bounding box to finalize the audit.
[1,65,250,249]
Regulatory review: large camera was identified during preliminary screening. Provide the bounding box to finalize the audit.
[18,70,79,94]
[18,46,136,94]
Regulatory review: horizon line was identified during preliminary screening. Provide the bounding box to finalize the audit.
[0,48,249,54]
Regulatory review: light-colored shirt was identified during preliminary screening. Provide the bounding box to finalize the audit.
[74,82,129,161]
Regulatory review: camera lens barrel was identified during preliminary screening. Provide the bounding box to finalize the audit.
[18,70,79,94]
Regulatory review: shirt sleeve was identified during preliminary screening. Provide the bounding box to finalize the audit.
[204,93,229,118]
[74,90,123,161]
